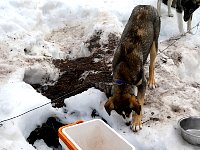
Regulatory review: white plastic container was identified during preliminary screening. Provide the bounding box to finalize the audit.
[58,119,135,150]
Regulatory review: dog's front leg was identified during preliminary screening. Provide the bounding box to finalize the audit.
[131,79,146,132]
[176,0,185,34]
[148,41,157,89]
[168,0,174,17]
[187,15,193,34]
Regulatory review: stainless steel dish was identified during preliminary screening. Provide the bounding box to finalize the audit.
[178,117,200,145]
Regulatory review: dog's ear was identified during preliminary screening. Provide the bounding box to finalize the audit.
[129,96,141,115]
[104,97,114,116]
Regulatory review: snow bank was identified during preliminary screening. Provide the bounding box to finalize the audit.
[179,51,200,82]
[0,69,55,149]
[23,62,60,85]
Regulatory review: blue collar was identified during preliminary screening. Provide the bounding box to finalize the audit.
[114,79,143,86]
[114,79,130,85]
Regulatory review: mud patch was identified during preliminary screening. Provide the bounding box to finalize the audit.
[27,117,64,149]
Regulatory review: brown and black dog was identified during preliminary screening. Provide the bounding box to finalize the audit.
[104,5,160,131]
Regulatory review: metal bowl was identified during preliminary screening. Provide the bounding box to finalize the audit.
[178,117,200,145]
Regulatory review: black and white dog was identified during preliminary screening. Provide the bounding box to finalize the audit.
[176,0,200,34]
[157,0,175,17]
[158,0,200,34]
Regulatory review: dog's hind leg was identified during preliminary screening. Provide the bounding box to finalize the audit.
[148,41,157,89]
[168,0,174,17]
[157,0,162,16]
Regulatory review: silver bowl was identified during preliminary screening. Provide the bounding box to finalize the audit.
[178,117,200,145]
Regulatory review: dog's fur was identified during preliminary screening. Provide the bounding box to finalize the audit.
[157,0,175,17]
[104,5,160,131]
[176,0,200,33]
[163,0,177,8]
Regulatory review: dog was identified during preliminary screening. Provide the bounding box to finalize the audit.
[104,5,160,131]
[176,0,200,34]
[157,0,175,17]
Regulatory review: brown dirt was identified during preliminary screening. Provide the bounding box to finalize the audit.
[31,32,120,107]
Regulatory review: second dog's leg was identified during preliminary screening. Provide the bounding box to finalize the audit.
[177,12,184,34]
[148,41,157,89]
[187,15,192,33]
[176,0,184,34]
[157,0,162,16]
[168,0,173,17]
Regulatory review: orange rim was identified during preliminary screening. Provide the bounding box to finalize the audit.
[58,120,84,150]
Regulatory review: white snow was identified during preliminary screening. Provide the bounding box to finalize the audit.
[0,0,200,150]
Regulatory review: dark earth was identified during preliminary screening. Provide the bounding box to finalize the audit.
[26,31,120,149]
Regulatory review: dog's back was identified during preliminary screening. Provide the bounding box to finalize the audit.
[113,5,160,72]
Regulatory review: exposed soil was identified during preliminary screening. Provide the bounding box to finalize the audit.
[31,31,119,108]
[27,117,64,149]
[31,48,113,108]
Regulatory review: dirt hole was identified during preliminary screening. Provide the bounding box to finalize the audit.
[27,117,64,149]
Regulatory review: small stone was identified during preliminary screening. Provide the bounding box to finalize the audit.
[167,116,171,119]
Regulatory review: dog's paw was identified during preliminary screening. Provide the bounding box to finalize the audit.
[131,123,142,132]
[168,13,173,17]
[131,114,142,132]
[187,30,193,35]
[148,79,157,89]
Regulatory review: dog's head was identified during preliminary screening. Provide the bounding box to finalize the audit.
[104,94,141,119]
[182,0,200,21]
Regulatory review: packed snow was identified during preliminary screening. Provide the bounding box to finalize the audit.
[0,0,200,150]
